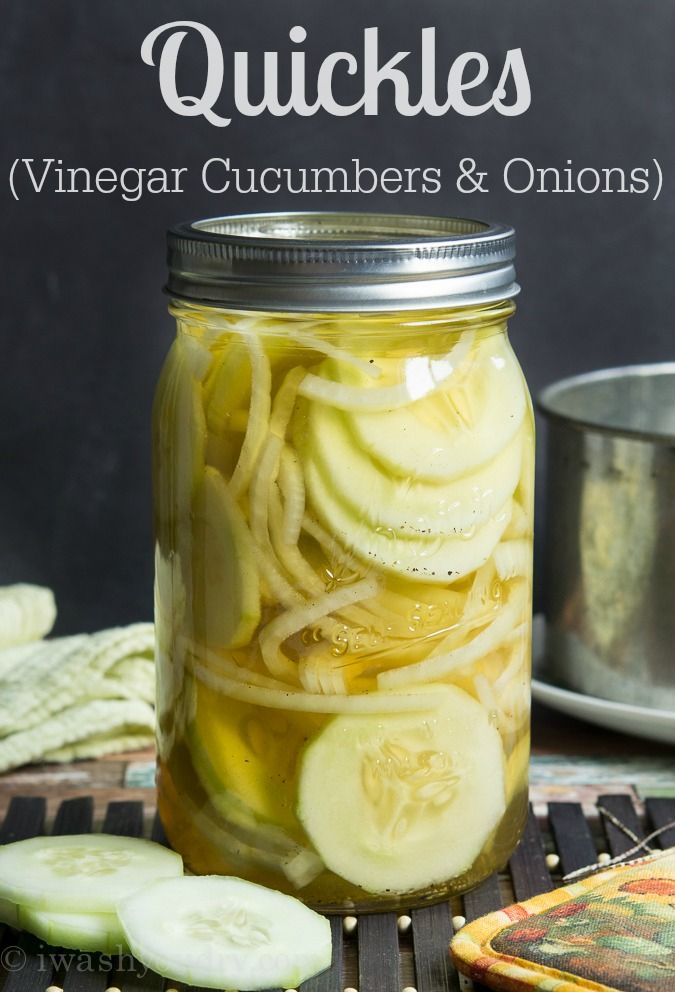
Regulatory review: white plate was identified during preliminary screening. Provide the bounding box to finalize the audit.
[532,616,675,745]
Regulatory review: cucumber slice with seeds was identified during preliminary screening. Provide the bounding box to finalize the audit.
[0,834,182,914]
[303,400,523,538]
[118,875,332,990]
[297,685,505,894]
[18,905,128,953]
[1,891,127,952]
[304,453,512,583]
[345,336,526,481]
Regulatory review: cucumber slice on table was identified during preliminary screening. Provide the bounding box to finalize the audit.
[297,685,506,894]
[118,875,332,990]
[18,905,127,953]
[0,834,182,913]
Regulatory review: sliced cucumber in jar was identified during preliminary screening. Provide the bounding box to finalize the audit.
[153,334,210,545]
[191,467,261,649]
[302,399,523,538]
[0,834,183,913]
[344,337,526,481]
[303,454,512,584]
[189,679,309,832]
[118,875,332,990]
[297,685,506,894]
[203,341,252,436]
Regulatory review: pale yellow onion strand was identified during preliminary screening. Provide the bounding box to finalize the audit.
[297,330,475,412]
[299,658,322,695]
[185,640,292,691]
[191,311,267,346]
[249,433,304,611]
[378,579,528,689]
[494,622,530,691]
[259,576,380,680]
[464,559,498,618]
[269,366,307,438]
[426,560,498,657]
[494,636,531,741]
[503,500,530,540]
[284,327,382,379]
[498,684,529,737]
[268,487,325,598]
[185,790,324,886]
[179,333,213,382]
[192,660,446,714]
[299,654,348,696]
[473,672,499,718]
[301,514,365,580]
[268,486,372,654]
[493,539,532,581]
[278,446,306,546]
[229,333,272,499]
[247,368,313,610]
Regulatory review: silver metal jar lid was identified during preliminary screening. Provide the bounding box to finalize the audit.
[166,212,518,312]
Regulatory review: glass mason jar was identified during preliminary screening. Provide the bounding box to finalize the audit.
[153,213,533,913]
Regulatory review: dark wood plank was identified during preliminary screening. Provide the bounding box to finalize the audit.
[462,873,502,920]
[102,802,168,992]
[411,901,459,992]
[115,963,166,992]
[1,799,54,992]
[187,985,244,992]
[508,806,553,902]
[598,794,643,858]
[57,802,144,991]
[0,940,54,992]
[0,796,45,844]
[548,802,597,875]
[0,796,46,944]
[460,873,503,992]
[300,915,343,992]
[62,954,124,992]
[645,797,675,849]
[102,800,144,837]
[52,796,93,835]
[357,913,400,992]
[55,803,108,992]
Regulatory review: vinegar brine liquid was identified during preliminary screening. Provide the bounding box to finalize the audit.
[154,301,533,912]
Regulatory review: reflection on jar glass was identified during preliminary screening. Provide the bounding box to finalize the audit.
[153,213,534,912]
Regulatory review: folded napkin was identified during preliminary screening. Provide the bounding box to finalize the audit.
[0,584,155,771]
[0,584,57,650]
[451,847,675,992]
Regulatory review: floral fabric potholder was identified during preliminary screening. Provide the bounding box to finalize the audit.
[451,847,675,992]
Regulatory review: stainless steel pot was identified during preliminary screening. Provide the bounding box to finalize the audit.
[538,363,675,711]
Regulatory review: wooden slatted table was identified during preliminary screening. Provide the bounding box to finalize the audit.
[1,793,674,992]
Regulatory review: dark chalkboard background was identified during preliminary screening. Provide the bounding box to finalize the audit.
[1,0,674,633]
